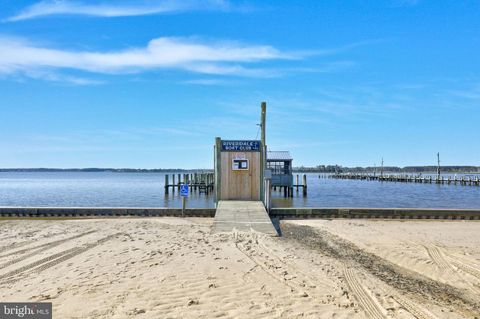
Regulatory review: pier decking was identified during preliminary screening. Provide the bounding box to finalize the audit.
[329,173,480,186]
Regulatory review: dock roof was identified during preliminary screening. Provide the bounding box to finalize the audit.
[267,151,293,161]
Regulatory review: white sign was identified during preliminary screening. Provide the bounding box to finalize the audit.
[233,152,246,160]
[232,159,249,170]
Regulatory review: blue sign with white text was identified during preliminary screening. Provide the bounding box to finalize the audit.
[180,184,189,197]
[221,140,260,152]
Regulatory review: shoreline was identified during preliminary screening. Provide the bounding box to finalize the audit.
[1,206,480,220]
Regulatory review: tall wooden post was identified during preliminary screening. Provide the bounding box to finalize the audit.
[260,102,266,203]
[215,137,222,206]
[182,196,186,218]
[380,158,384,178]
[437,152,441,179]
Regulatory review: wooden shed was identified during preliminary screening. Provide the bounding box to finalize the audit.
[214,138,263,202]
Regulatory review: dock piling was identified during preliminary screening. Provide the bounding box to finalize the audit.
[165,174,169,195]
[302,174,307,196]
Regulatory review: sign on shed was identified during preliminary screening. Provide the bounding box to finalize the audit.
[221,140,260,152]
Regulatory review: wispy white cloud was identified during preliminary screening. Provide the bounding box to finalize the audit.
[5,0,231,22]
[391,0,420,7]
[19,69,104,85]
[182,78,228,86]
[305,39,387,57]
[0,36,294,80]
[448,84,480,100]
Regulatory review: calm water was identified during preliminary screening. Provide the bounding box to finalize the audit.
[0,172,479,209]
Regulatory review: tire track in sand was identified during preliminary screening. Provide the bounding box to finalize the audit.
[0,231,36,243]
[391,292,438,319]
[259,233,437,319]
[0,248,79,283]
[259,238,437,319]
[32,233,120,274]
[233,231,323,296]
[0,231,70,254]
[257,240,323,291]
[442,251,480,281]
[424,245,480,296]
[450,259,480,281]
[282,224,480,317]
[240,233,433,319]
[0,240,32,254]
[343,267,387,319]
[235,240,299,293]
[0,233,122,285]
[0,230,97,268]
[424,245,454,271]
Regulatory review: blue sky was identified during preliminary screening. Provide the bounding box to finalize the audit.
[0,0,479,169]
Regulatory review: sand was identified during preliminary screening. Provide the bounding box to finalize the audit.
[0,218,479,318]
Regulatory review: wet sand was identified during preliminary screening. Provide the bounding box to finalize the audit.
[0,218,479,318]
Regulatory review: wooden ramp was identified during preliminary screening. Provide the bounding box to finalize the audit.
[213,201,278,235]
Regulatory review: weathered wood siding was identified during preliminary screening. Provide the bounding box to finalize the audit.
[220,152,261,200]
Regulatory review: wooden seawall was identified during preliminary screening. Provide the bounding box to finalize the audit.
[270,208,480,220]
[0,207,215,218]
[1,207,479,220]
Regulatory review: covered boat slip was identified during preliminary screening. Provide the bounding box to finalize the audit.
[267,151,293,188]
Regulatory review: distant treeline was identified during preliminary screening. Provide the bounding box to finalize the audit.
[2,166,479,174]
[0,168,213,173]
[294,165,480,173]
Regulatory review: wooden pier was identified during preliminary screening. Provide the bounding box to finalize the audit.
[164,172,215,195]
[329,173,480,186]
[272,174,308,197]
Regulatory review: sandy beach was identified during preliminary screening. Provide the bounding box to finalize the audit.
[1,218,479,318]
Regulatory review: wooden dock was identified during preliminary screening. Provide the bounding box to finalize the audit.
[164,172,215,194]
[329,173,480,186]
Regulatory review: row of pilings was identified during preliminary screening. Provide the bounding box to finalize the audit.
[328,173,480,186]
[164,172,215,195]
[272,174,308,197]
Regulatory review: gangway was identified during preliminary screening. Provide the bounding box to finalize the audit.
[212,200,277,235]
